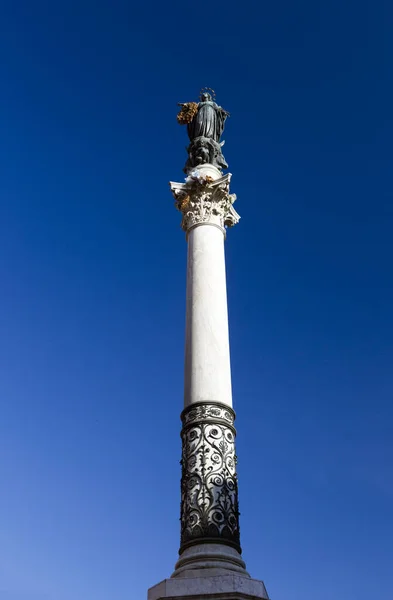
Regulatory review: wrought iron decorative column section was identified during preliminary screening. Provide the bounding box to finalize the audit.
[180,401,241,553]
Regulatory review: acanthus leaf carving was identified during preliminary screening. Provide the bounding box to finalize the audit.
[170,172,240,233]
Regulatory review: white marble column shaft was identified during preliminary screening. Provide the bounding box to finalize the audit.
[184,223,232,409]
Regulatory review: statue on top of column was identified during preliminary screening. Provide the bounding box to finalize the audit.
[177,88,229,174]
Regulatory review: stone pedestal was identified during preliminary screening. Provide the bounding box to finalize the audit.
[147,165,268,600]
[148,574,269,600]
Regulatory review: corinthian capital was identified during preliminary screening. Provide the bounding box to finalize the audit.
[170,167,240,234]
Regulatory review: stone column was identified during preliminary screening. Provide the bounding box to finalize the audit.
[147,164,269,600]
[170,164,245,578]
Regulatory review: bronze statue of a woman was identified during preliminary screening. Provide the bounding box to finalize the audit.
[177,90,230,173]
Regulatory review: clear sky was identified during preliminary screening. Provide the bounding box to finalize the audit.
[0,2,392,600]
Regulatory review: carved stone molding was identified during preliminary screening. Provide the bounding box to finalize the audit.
[170,171,240,233]
[179,402,241,554]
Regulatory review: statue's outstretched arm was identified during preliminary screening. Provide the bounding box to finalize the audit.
[216,104,230,116]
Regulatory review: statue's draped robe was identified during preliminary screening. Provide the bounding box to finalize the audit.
[187,101,226,142]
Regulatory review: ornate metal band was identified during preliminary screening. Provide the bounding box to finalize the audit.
[179,401,241,554]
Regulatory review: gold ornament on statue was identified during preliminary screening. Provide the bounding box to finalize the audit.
[177,102,199,125]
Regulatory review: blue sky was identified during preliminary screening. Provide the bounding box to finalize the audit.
[0,1,392,599]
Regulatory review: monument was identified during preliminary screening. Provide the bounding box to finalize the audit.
[147,89,269,600]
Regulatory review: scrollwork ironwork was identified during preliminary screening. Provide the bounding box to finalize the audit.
[179,402,241,554]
